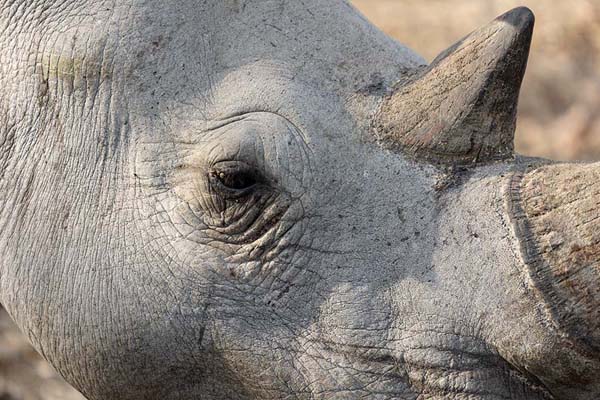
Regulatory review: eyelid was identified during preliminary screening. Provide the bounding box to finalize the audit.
[208,161,262,199]
[211,160,254,171]
[210,160,259,183]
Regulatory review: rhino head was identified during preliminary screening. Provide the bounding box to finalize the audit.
[0,1,598,399]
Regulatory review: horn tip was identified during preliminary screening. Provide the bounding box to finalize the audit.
[497,7,535,32]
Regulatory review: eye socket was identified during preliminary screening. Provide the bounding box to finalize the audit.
[209,161,261,198]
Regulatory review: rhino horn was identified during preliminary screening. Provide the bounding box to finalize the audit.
[375,7,534,165]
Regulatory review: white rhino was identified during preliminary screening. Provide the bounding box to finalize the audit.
[0,1,598,399]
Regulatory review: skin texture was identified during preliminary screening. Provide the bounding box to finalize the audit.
[0,1,598,399]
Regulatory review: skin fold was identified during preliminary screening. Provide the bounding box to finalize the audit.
[0,1,598,399]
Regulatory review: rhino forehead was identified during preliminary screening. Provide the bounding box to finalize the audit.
[10,0,424,103]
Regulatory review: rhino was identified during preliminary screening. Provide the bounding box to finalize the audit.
[0,1,598,399]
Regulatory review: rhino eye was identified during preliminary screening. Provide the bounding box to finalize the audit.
[209,161,261,197]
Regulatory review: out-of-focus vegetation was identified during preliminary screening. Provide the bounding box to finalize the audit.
[2,1,600,399]
[353,0,600,161]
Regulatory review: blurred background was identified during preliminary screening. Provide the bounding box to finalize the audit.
[2,1,599,399]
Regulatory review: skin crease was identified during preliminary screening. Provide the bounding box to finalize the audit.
[0,0,598,399]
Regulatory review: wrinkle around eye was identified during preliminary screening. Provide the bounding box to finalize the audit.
[203,192,271,233]
[202,192,292,246]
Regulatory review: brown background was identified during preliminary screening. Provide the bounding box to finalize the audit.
[2,1,599,399]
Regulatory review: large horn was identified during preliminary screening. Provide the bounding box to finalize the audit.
[510,162,600,355]
[375,7,534,165]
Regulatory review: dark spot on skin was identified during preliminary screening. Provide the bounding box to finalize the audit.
[151,35,164,48]
[363,79,384,94]
[61,211,70,230]
[397,207,406,223]
[275,285,291,300]
[356,73,385,95]
[197,326,206,349]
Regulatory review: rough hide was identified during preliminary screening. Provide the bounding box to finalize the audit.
[0,1,598,400]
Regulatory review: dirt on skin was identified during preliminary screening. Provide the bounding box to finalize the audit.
[1,1,600,398]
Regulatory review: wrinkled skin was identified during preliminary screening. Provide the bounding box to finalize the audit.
[0,1,599,399]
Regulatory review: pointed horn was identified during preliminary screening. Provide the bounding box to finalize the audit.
[375,7,535,165]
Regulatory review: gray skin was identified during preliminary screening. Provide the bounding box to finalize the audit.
[0,1,599,399]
